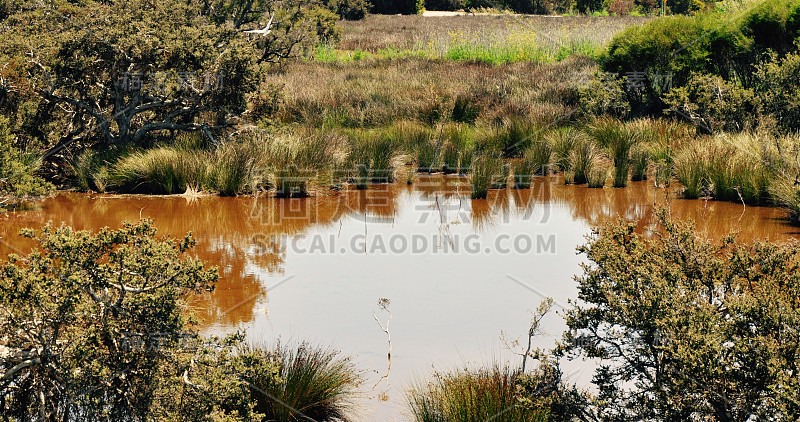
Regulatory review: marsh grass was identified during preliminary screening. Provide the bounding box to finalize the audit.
[770,179,800,223]
[406,365,548,422]
[547,127,589,172]
[587,157,610,188]
[493,118,539,158]
[334,15,648,65]
[71,146,132,192]
[470,155,504,199]
[347,130,399,185]
[243,342,361,422]
[212,141,259,196]
[567,139,597,185]
[512,141,551,189]
[630,145,649,182]
[109,147,210,194]
[674,143,711,199]
[588,119,640,188]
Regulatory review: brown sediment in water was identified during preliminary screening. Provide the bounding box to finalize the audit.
[0,175,796,326]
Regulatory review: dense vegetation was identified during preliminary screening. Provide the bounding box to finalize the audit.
[0,221,361,421]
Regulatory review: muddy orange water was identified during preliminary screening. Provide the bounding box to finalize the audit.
[1,176,798,420]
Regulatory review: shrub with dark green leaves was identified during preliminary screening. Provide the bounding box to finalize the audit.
[563,210,800,420]
[664,73,761,133]
[0,117,52,205]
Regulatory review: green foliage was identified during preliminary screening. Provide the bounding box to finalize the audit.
[0,220,219,419]
[664,72,761,133]
[578,76,632,118]
[563,211,800,419]
[0,117,52,205]
[328,0,371,20]
[757,51,800,132]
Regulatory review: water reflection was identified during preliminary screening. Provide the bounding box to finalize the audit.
[2,176,796,327]
[1,175,797,420]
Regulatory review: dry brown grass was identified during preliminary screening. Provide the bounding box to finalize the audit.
[337,14,652,53]
[266,57,595,127]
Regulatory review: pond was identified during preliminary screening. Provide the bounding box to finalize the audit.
[1,175,797,420]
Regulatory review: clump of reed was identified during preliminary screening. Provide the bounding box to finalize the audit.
[108,146,210,194]
[243,342,361,422]
[587,157,610,188]
[770,178,800,223]
[588,118,641,188]
[265,130,342,197]
[673,143,711,199]
[491,118,539,158]
[406,365,548,422]
[630,145,650,182]
[546,127,589,172]
[347,130,400,187]
[566,138,598,185]
[470,155,504,199]
[512,141,551,189]
[211,141,260,196]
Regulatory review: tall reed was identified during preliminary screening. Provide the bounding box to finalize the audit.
[547,127,589,172]
[243,342,361,422]
[406,366,548,422]
[470,155,503,199]
[673,143,710,199]
[567,139,597,185]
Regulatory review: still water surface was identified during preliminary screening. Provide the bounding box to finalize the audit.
[1,176,797,420]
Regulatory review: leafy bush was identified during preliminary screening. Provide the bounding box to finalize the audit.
[0,221,219,419]
[326,0,371,19]
[0,116,52,205]
[563,210,800,420]
[664,73,761,133]
[757,51,800,131]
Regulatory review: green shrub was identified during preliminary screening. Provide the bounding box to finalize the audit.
[371,0,423,14]
[564,211,800,419]
[757,51,800,131]
[664,73,761,133]
[325,0,370,19]
[578,76,631,119]
[0,117,52,204]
